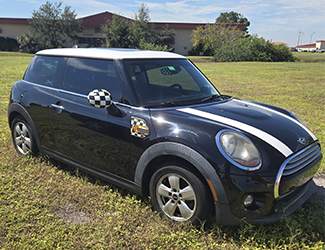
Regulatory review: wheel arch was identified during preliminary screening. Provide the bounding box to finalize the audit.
[8,103,41,151]
[134,142,229,206]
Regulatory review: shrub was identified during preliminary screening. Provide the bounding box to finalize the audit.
[214,35,299,62]
[138,40,170,51]
[18,33,39,54]
[0,37,19,51]
[191,24,244,56]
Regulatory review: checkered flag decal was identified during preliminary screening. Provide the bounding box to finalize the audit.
[87,89,112,108]
[161,68,172,75]
[131,117,149,138]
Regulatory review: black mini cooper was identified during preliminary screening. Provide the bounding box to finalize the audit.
[8,48,322,225]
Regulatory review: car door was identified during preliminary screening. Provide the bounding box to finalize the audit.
[22,55,66,149]
[48,57,133,179]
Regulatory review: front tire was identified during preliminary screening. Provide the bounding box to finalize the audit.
[11,116,37,156]
[149,164,211,224]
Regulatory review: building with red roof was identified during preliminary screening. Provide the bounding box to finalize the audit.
[0,11,245,55]
[270,42,290,46]
[296,40,325,52]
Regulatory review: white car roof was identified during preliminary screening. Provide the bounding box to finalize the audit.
[36,48,186,60]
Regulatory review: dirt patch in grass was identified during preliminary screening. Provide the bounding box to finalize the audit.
[0,238,6,249]
[52,203,93,225]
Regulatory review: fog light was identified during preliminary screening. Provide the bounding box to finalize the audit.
[244,195,254,208]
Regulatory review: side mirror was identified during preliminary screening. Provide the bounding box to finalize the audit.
[87,89,126,117]
[87,89,112,108]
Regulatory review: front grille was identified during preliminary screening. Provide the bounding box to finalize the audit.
[274,142,322,199]
[283,143,321,176]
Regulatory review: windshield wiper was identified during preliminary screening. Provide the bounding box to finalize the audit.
[200,94,221,103]
[160,100,176,107]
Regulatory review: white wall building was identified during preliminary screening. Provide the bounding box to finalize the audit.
[296,40,325,52]
[0,11,245,55]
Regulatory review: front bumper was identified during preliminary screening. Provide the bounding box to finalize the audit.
[215,179,316,226]
[244,179,316,225]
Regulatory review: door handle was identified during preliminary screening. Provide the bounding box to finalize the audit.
[51,104,65,110]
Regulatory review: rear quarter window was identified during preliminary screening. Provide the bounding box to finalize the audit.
[24,56,66,88]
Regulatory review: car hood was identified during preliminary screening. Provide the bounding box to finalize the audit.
[152,98,318,158]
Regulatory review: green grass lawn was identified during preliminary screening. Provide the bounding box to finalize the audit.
[293,52,325,63]
[0,52,324,249]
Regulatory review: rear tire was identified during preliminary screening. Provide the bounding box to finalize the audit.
[149,163,212,224]
[11,116,37,156]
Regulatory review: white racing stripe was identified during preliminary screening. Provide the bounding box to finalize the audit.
[236,99,318,141]
[178,107,293,157]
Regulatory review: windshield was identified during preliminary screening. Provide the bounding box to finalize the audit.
[123,59,220,107]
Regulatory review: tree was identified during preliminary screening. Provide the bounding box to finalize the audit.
[191,24,244,56]
[101,3,175,51]
[60,4,82,42]
[102,15,134,48]
[132,3,155,45]
[216,11,250,33]
[20,1,80,52]
[153,25,176,49]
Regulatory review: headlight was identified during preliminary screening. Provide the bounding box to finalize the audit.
[216,130,262,171]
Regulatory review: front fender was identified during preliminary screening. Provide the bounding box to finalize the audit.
[134,141,241,225]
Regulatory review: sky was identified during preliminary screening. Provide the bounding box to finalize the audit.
[1,0,324,47]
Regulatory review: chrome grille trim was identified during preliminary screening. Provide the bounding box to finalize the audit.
[274,142,321,199]
[283,145,321,176]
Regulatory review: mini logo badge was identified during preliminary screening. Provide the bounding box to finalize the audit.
[297,137,306,145]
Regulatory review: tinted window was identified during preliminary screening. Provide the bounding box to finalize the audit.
[24,56,66,88]
[62,58,122,101]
